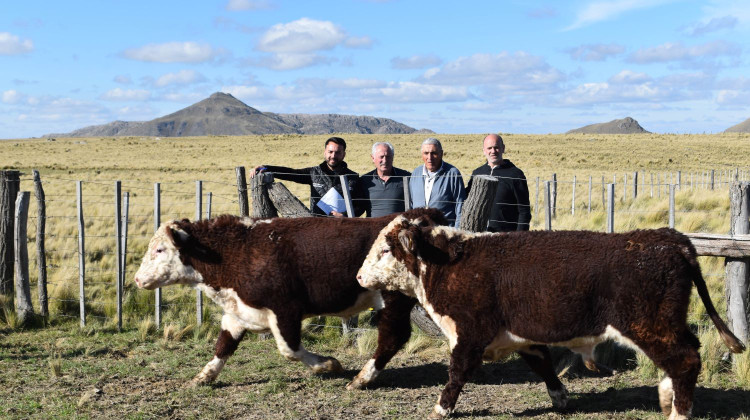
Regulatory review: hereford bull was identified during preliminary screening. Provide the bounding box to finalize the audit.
[356,218,746,420]
[133,208,447,388]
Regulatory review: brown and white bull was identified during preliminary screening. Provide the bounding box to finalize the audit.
[133,208,447,388]
[356,217,746,420]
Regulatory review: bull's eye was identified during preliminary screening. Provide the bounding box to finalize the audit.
[380,248,390,256]
[155,247,164,254]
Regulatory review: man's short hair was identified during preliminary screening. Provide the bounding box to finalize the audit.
[372,142,394,156]
[325,136,347,150]
[422,137,442,151]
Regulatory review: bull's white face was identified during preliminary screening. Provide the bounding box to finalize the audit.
[357,217,421,297]
[133,222,204,290]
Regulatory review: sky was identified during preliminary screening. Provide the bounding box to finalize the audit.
[2,0,750,139]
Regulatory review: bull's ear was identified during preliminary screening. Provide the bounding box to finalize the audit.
[448,241,463,262]
[168,227,191,249]
[397,229,417,254]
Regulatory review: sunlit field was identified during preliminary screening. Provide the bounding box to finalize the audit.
[1,133,750,419]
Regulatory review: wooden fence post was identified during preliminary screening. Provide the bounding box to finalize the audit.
[33,170,47,318]
[251,173,278,218]
[403,176,411,211]
[459,175,498,232]
[551,173,557,218]
[77,181,86,327]
[206,192,212,219]
[0,170,20,298]
[195,181,203,326]
[711,169,715,190]
[726,181,749,346]
[588,176,592,213]
[677,171,682,191]
[14,192,33,324]
[114,181,122,331]
[267,182,312,217]
[633,171,638,199]
[235,167,249,217]
[154,183,161,328]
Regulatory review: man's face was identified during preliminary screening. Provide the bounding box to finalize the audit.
[483,137,504,167]
[372,145,393,174]
[421,144,443,172]
[324,142,346,169]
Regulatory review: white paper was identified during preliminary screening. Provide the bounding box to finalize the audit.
[316,187,347,214]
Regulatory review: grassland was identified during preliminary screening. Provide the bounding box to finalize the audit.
[2,133,750,419]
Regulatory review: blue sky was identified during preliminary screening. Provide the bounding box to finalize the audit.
[2,0,749,138]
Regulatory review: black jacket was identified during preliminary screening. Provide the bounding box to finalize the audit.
[466,160,531,232]
[263,162,359,216]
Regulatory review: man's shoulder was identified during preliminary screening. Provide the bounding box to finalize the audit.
[410,165,425,176]
[502,160,527,178]
[392,167,411,177]
[471,163,490,175]
[441,161,462,175]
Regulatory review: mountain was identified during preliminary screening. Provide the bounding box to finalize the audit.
[565,117,650,134]
[45,92,422,137]
[724,117,750,133]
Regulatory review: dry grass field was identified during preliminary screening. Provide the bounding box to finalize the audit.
[2,133,750,419]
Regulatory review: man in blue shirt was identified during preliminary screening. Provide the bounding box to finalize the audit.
[355,142,410,218]
[408,138,466,227]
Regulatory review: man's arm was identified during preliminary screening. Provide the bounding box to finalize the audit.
[253,165,313,185]
[452,169,467,228]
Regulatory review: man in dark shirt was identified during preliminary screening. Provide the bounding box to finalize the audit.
[354,142,410,218]
[466,134,531,232]
[251,136,358,217]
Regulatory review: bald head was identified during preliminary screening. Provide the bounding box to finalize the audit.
[483,134,505,167]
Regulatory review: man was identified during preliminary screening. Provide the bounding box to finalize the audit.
[466,133,531,232]
[408,137,466,227]
[354,142,411,218]
[251,136,358,217]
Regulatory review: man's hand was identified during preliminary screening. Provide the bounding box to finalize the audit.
[249,165,266,179]
[330,211,345,218]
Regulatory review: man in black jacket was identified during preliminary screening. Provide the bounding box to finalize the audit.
[466,134,531,232]
[251,137,359,217]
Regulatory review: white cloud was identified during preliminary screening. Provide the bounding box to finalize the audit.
[685,16,738,36]
[391,54,442,69]
[113,75,132,85]
[344,36,373,48]
[122,42,218,63]
[566,0,677,30]
[221,85,273,101]
[252,53,334,70]
[419,52,564,92]
[100,88,151,101]
[609,70,652,84]
[257,18,347,53]
[154,70,206,87]
[628,40,740,63]
[567,43,625,61]
[2,90,24,104]
[0,32,34,55]
[225,0,273,11]
[716,89,748,105]
[362,82,471,103]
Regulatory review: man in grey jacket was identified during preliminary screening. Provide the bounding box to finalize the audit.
[408,137,466,227]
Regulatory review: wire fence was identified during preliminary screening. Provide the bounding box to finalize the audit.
[1,165,749,333]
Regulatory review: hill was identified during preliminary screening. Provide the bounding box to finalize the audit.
[724,117,750,133]
[45,92,422,137]
[565,117,650,134]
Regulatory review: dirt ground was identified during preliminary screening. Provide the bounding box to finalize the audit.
[2,326,749,420]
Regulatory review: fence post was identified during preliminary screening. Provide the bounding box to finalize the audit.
[267,182,312,217]
[571,176,576,215]
[651,173,654,197]
[235,167,249,217]
[196,180,203,326]
[623,173,627,202]
[33,170,48,318]
[121,192,129,292]
[338,175,358,334]
[403,176,411,211]
[544,181,552,231]
[206,192,212,219]
[601,176,605,209]
[77,181,86,327]
[606,184,615,233]
[711,169,715,190]
[14,192,33,324]
[154,183,161,328]
[0,170,21,298]
[459,175,498,232]
[669,185,675,229]
[633,171,638,199]
[251,173,278,218]
[114,181,122,331]
[677,171,682,191]
[551,173,557,218]
[588,176,592,213]
[726,181,749,346]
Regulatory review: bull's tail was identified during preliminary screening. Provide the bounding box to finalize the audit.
[684,245,746,353]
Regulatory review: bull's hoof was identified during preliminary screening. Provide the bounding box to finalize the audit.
[346,378,366,390]
[549,385,569,409]
[185,378,208,389]
[312,357,343,374]
[428,404,451,419]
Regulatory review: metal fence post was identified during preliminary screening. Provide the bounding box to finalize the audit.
[195,180,203,326]
[669,185,675,229]
[154,183,161,328]
[115,181,122,331]
[607,184,615,233]
[77,181,86,327]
